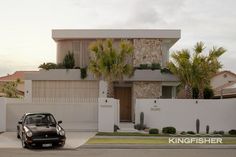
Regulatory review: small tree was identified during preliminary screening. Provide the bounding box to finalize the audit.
[1,80,19,98]
[89,39,134,97]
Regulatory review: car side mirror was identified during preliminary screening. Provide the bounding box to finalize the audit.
[18,121,22,124]
[58,120,62,124]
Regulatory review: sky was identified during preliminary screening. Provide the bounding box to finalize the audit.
[0,0,236,76]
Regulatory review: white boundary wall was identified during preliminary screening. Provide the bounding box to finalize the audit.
[135,99,236,132]
[6,99,98,131]
[0,98,6,132]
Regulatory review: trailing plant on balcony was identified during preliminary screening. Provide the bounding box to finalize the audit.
[80,67,87,79]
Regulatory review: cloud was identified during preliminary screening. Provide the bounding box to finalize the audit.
[0,0,236,74]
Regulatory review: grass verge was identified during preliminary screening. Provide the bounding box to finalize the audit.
[87,137,236,145]
[96,132,236,137]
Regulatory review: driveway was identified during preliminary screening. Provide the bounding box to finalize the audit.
[0,132,96,149]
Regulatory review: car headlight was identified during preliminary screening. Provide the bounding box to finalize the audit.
[56,125,65,136]
[24,126,32,137]
[59,130,65,136]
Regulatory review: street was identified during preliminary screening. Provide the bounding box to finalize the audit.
[0,148,236,157]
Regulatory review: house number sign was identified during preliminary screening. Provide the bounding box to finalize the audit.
[151,105,160,111]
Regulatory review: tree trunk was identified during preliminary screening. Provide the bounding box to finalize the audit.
[107,81,114,98]
[198,88,204,99]
[185,85,192,99]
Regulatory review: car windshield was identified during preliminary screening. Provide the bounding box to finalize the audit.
[24,114,56,126]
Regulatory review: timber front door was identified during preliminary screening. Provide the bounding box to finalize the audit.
[114,87,132,122]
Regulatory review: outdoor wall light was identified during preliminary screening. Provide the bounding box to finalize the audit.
[196,100,198,104]
[154,100,157,103]
[105,99,107,103]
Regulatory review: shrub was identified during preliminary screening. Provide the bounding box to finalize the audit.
[206,125,210,134]
[63,51,75,69]
[151,63,161,70]
[139,64,150,69]
[204,87,214,99]
[228,129,236,135]
[114,125,120,132]
[192,87,199,99]
[196,119,200,134]
[134,124,146,130]
[80,67,87,79]
[162,127,176,134]
[160,68,172,74]
[187,131,195,135]
[213,131,224,135]
[56,63,65,69]
[149,128,159,134]
[180,131,186,135]
[38,62,57,70]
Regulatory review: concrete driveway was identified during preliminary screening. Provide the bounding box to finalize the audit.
[0,132,96,149]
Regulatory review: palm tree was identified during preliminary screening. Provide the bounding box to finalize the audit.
[192,42,225,98]
[168,49,193,99]
[89,39,134,97]
[168,42,225,99]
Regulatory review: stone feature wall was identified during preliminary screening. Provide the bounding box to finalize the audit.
[133,82,161,98]
[133,39,162,67]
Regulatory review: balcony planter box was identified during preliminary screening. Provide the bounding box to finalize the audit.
[124,69,179,82]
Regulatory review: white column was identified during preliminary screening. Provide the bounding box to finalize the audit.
[172,86,176,99]
[99,80,107,98]
[98,98,115,132]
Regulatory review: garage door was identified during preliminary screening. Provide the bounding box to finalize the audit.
[6,80,99,131]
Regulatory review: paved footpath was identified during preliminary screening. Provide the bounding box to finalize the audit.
[0,148,236,157]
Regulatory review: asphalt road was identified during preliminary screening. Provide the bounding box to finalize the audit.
[0,148,236,157]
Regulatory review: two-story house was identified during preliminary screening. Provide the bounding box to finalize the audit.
[24,29,180,123]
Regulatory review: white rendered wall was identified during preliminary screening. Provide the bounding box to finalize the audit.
[0,98,6,132]
[6,99,98,131]
[135,99,236,132]
[98,98,119,132]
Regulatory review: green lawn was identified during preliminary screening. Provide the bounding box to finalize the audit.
[96,132,236,137]
[87,137,236,145]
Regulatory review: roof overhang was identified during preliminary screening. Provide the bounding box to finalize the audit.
[52,29,181,46]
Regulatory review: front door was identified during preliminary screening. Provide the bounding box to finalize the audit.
[114,87,132,122]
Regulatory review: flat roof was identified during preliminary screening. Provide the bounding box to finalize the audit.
[52,29,181,41]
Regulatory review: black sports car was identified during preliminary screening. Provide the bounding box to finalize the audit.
[17,113,66,148]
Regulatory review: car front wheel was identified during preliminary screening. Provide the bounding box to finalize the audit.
[17,131,20,139]
[21,134,27,148]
